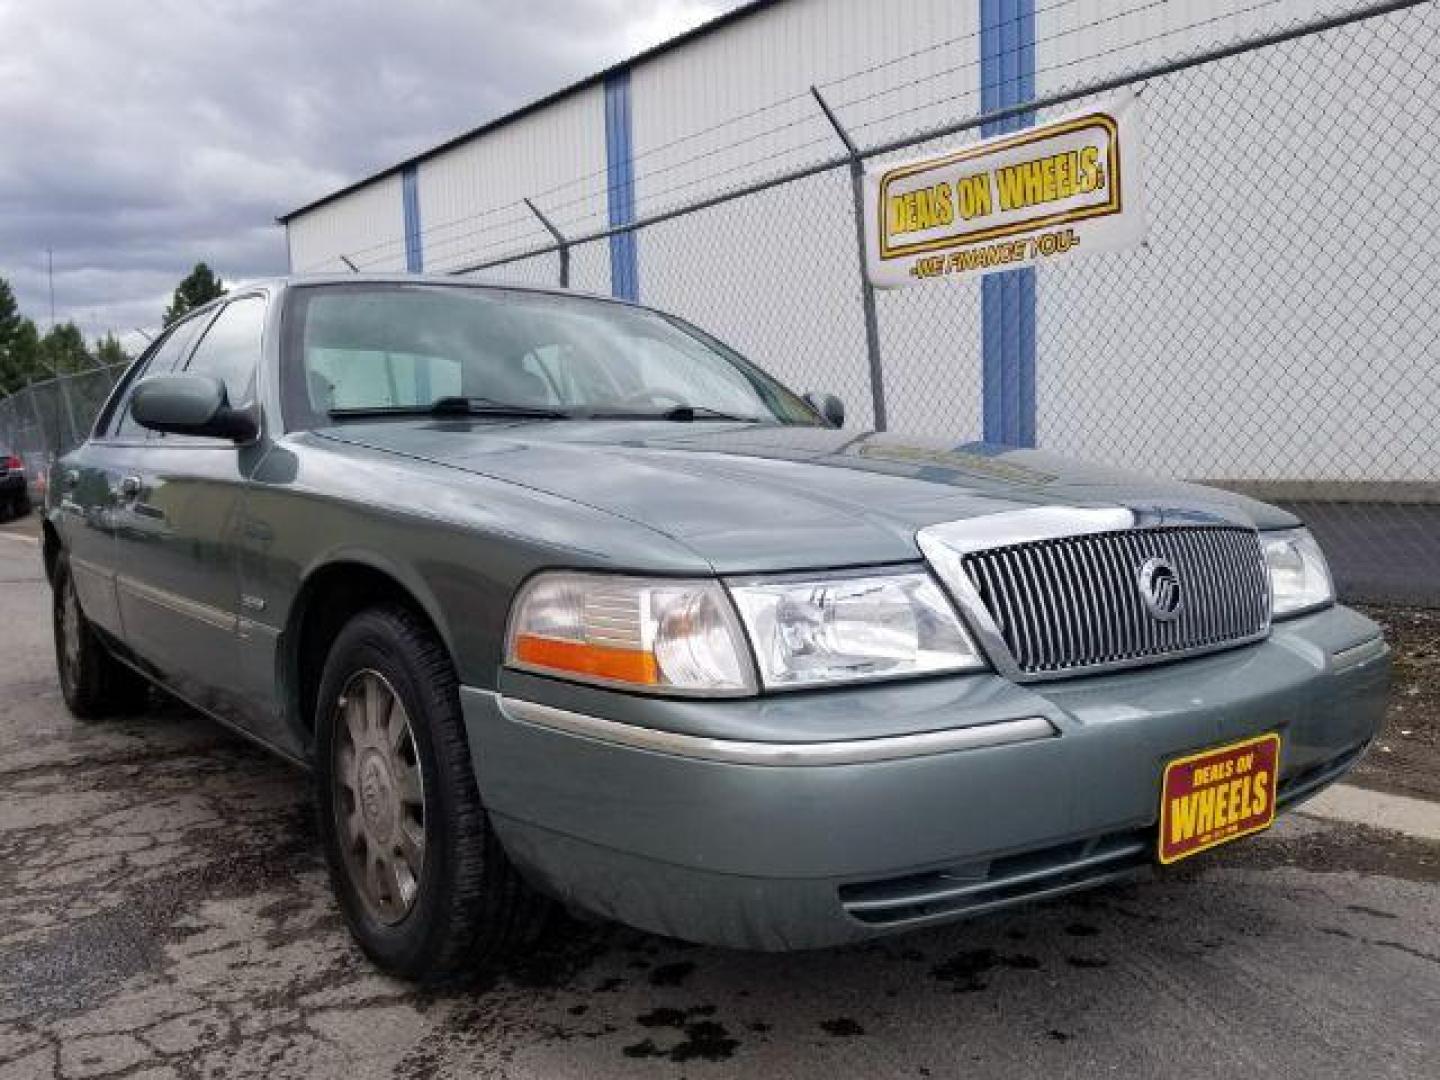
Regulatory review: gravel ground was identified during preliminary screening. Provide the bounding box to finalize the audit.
[1352,604,1440,802]
[1,511,1438,1079]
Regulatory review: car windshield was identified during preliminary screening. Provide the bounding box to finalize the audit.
[283,283,821,428]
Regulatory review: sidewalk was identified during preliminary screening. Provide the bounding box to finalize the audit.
[1301,784,1440,843]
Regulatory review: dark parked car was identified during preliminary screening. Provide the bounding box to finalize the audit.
[1,448,31,520]
[45,276,1389,982]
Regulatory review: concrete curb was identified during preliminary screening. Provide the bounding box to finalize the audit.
[1300,784,1440,843]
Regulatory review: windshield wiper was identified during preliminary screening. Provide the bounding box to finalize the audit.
[328,396,569,420]
[662,405,766,422]
[578,405,768,423]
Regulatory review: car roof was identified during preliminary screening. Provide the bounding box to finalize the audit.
[234,273,644,312]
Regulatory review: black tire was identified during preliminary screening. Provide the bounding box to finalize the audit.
[53,554,151,720]
[314,604,548,983]
[15,494,31,518]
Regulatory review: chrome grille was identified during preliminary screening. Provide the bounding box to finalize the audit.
[961,527,1270,676]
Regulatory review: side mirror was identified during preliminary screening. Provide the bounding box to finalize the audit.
[803,391,845,429]
[130,374,257,442]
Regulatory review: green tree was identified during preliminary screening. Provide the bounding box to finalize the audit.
[164,262,226,326]
[0,318,43,396]
[0,277,21,351]
[93,333,131,369]
[0,278,24,395]
[0,273,47,395]
[40,321,93,375]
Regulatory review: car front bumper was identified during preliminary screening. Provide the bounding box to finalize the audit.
[462,603,1389,950]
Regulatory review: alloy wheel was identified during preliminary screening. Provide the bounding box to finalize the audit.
[331,669,427,925]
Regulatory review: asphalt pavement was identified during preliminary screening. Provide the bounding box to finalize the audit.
[1280,501,1440,608]
[1,515,1438,1080]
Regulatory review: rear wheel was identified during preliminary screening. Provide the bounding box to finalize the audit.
[53,554,150,719]
[314,604,548,983]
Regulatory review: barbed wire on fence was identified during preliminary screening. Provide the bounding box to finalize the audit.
[302,0,1086,273]
[306,0,1256,274]
[332,0,1385,275]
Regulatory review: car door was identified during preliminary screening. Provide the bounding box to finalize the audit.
[112,293,269,726]
[56,312,213,638]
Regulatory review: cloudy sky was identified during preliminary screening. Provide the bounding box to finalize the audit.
[0,0,743,349]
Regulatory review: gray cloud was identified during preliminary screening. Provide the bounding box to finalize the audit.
[0,0,741,350]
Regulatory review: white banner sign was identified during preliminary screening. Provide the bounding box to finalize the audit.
[863,93,1146,288]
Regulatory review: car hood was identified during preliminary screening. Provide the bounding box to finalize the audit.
[314,420,1298,573]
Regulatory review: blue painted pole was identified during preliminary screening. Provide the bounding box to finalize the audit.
[604,70,640,301]
[979,0,1036,446]
[401,165,423,273]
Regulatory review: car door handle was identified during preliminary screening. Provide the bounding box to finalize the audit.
[118,475,142,501]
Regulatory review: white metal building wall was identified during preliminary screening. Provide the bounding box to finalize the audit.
[418,85,610,278]
[286,172,407,275]
[627,0,988,433]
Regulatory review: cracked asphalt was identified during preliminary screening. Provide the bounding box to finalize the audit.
[2,518,1439,1079]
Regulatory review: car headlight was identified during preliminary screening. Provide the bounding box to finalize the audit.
[506,572,755,695]
[1261,528,1334,618]
[728,570,985,689]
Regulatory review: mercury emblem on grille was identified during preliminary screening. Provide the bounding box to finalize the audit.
[1138,557,1183,621]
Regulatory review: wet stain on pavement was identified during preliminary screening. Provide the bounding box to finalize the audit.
[930,948,1045,992]
[648,960,696,987]
[622,1018,740,1063]
[636,1004,715,1028]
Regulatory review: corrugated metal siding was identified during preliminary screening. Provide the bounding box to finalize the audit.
[629,0,987,217]
[628,0,987,436]
[286,173,406,274]
[419,85,608,276]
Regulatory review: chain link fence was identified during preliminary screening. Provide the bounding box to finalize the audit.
[1024,4,1439,606]
[2,0,1434,605]
[0,365,127,493]
[451,0,1437,606]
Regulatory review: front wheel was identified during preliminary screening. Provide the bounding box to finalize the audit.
[314,605,548,983]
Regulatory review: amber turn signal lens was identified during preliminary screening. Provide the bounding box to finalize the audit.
[511,633,660,686]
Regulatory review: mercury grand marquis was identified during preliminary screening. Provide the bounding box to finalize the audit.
[45,275,1390,982]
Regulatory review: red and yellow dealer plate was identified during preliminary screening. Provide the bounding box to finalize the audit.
[1158,733,1281,865]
